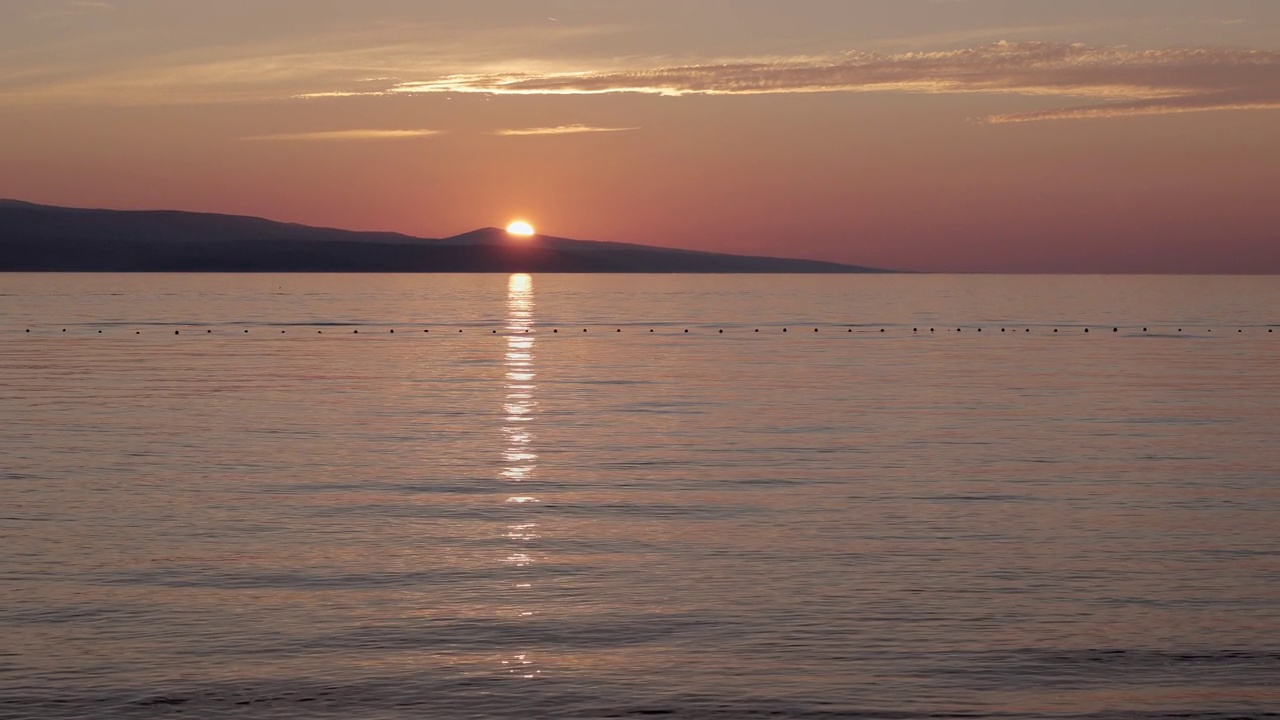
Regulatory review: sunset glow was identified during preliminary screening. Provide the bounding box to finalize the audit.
[0,1,1276,272]
[506,222,535,237]
[3,4,1280,716]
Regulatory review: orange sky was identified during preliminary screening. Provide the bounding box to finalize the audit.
[1,0,1277,272]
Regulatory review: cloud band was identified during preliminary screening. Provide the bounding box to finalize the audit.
[301,42,1280,123]
[242,129,442,141]
[493,124,639,136]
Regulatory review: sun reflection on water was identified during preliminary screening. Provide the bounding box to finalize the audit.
[503,273,538,488]
[501,273,542,678]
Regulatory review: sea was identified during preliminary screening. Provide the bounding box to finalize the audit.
[1,273,1278,720]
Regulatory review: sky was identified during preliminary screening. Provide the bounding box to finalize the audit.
[1,0,1277,273]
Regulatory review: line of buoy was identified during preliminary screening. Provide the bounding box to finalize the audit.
[21,327,1280,335]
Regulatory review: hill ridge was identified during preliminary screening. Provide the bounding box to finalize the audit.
[0,200,892,273]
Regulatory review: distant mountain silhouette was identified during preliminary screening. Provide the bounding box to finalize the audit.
[0,200,890,273]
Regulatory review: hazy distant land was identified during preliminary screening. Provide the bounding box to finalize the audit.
[0,200,886,273]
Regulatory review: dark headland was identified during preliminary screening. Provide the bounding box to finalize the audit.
[0,200,889,273]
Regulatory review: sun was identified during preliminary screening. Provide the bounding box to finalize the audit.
[506,221,536,237]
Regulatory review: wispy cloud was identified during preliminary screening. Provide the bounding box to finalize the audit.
[241,129,442,141]
[307,41,1280,123]
[0,22,622,105]
[494,124,639,136]
[985,94,1280,123]
[65,0,114,10]
[8,31,1278,124]
[27,0,115,20]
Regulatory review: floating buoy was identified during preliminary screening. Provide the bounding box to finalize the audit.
[53,320,1268,337]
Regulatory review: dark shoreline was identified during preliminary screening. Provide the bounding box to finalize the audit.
[1,200,891,274]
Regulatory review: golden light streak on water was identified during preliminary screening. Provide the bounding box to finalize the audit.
[501,273,542,679]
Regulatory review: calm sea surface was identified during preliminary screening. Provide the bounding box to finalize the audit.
[1,274,1278,719]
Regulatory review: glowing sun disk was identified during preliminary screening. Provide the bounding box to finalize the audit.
[507,221,535,236]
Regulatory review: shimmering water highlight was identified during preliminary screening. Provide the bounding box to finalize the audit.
[2,274,1278,719]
